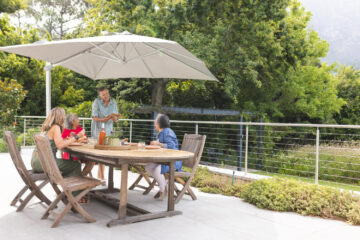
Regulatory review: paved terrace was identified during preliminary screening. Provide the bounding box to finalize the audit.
[0,148,359,240]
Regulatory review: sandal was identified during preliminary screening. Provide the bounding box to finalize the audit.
[78,197,90,204]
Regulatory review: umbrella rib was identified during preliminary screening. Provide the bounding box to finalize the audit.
[53,42,108,66]
[94,59,108,80]
[89,52,125,65]
[131,42,154,78]
[89,42,121,62]
[126,48,164,63]
[113,43,123,59]
[146,42,204,64]
[143,42,216,80]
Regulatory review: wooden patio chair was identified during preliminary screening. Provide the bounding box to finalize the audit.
[130,134,206,204]
[4,131,52,211]
[166,134,206,204]
[34,134,102,228]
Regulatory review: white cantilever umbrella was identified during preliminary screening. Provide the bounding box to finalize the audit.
[0,31,217,81]
[0,31,217,115]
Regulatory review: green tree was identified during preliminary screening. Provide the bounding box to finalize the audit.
[78,0,343,123]
[0,0,25,13]
[334,65,360,125]
[15,0,91,39]
[0,78,27,125]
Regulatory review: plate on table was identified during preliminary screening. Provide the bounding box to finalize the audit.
[145,145,161,150]
[68,142,84,146]
[94,144,131,151]
[127,142,138,146]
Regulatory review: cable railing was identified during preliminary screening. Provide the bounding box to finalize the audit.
[10,116,360,191]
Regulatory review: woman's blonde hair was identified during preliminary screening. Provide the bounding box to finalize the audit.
[64,113,78,129]
[41,107,66,132]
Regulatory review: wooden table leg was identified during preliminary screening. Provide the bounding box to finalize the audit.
[108,166,114,191]
[167,161,175,211]
[118,164,128,219]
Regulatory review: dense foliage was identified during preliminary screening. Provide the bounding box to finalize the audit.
[0,78,26,125]
[0,0,354,125]
[192,167,360,225]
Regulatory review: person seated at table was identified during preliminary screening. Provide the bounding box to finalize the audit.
[62,114,95,178]
[145,114,180,200]
[31,107,86,202]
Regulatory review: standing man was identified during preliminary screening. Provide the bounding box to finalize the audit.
[91,86,120,181]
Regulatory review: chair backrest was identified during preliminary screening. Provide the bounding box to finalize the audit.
[180,134,206,169]
[34,134,64,185]
[4,131,32,185]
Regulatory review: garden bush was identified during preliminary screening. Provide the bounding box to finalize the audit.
[241,178,360,224]
[193,167,360,225]
[16,126,42,146]
[0,127,22,153]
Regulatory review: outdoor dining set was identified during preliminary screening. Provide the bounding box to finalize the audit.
[3,131,206,228]
[0,31,212,228]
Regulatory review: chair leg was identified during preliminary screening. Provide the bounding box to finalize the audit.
[128,174,143,190]
[186,186,197,200]
[52,184,69,205]
[42,192,65,220]
[50,189,90,228]
[51,199,73,228]
[174,177,196,204]
[174,183,180,196]
[34,180,52,205]
[16,188,38,212]
[144,179,157,195]
[10,185,29,206]
[72,188,96,223]
[129,165,153,191]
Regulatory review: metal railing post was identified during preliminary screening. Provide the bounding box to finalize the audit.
[245,125,249,174]
[82,119,85,128]
[238,116,243,171]
[130,121,133,143]
[257,117,263,169]
[195,123,198,135]
[23,118,26,146]
[315,127,320,184]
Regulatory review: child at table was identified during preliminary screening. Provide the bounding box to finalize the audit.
[62,114,95,179]
[145,114,180,200]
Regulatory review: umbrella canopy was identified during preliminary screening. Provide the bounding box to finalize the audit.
[0,31,217,81]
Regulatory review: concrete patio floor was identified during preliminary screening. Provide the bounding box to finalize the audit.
[1,148,360,240]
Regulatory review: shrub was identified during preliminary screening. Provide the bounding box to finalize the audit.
[191,167,248,196]
[241,178,360,224]
[16,126,42,146]
[0,138,8,152]
[0,127,22,153]
[192,167,360,225]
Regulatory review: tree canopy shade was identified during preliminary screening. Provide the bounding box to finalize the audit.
[0,0,349,124]
[75,0,343,122]
[0,0,25,13]
[19,0,91,39]
[334,65,360,125]
[0,78,27,125]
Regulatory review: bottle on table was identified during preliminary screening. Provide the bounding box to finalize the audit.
[98,123,106,145]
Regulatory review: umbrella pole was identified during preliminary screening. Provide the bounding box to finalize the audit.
[44,62,53,116]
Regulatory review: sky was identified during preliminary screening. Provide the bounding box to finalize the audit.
[301,0,360,68]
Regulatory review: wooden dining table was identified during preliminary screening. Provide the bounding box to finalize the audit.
[65,144,194,227]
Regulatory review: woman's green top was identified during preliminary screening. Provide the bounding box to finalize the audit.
[31,138,57,173]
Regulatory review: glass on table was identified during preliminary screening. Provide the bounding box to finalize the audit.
[138,141,146,150]
[87,137,97,145]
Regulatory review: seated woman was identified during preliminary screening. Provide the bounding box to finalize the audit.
[145,114,180,200]
[31,107,85,201]
[62,114,95,177]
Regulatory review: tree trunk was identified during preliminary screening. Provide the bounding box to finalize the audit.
[151,79,169,110]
